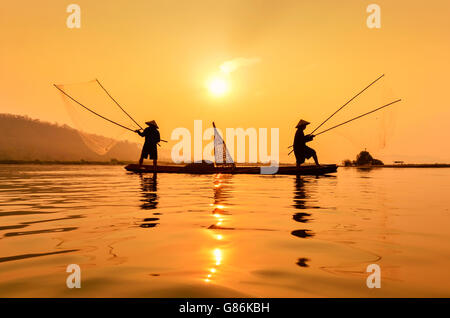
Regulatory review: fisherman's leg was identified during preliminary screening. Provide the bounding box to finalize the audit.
[294,151,303,168]
[151,147,158,172]
[139,154,144,166]
[304,147,319,166]
[296,157,305,168]
[312,150,320,166]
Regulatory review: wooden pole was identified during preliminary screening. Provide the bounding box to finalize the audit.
[54,84,136,132]
[314,99,401,137]
[310,74,385,135]
[95,79,144,130]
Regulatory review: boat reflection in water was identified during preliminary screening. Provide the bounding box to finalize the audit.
[139,173,160,228]
[204,173,233,283]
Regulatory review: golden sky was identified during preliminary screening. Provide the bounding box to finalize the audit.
[1,0,449,163]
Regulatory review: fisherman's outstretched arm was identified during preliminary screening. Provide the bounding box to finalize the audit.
[305,135,315,142]
[135,129,144,137]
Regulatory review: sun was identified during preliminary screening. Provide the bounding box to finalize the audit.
[207,77,229,97]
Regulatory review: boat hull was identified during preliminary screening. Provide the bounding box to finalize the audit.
[124,164,337,175]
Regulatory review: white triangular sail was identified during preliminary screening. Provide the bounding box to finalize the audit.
[213,122,234,166]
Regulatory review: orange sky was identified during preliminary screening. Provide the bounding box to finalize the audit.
[1,0,449,163]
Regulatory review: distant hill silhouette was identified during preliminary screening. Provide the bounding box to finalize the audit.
[0,113,140,161]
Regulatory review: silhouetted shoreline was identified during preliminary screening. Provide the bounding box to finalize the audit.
[0,160,134,165]
[0,160,448,168]
[341,164,450,168]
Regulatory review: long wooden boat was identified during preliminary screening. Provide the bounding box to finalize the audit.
[125,163,337,175]
[126,122,337,176]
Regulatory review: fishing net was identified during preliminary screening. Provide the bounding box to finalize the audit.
[55,80,141,155]
[315,76,399,153]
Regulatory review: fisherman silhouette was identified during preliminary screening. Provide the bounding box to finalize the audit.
[135,120,161,170]
[293,119,319,168]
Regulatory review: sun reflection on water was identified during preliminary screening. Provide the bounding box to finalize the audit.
[203,174,233,283]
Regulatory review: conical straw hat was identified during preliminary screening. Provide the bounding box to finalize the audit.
[145,120,158,128]
[296,119,310,128]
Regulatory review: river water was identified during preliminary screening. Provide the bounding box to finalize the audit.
[0,165,449,297]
